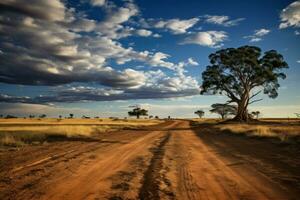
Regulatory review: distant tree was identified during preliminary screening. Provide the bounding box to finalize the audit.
[201,46,288,122]
[194,110,205,118]
[128,107,148,119]
[69,113,74,119]
[5,115,17,119]
[59,115,62,119]
[155,116,159,119]
[29,115,35,118]
[39,114,47,118]
[82,115,90,119]
[210,103,237,119]
[295,113,300,118]
[0,114,3,118]
[251,111,261,119]
[149,115,153,119]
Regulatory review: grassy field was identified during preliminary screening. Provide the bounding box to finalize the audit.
[0,118,162,147]
[191,118,300,142]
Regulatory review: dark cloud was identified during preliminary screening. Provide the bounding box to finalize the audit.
[0,76,200,103]
[0,71,199,104]
[0,0,200,102]
[0,0,66,21]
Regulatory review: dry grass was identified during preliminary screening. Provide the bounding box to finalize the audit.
[215,124,300,141]
[190,118,223,125]
[191,118,300,142]
[0,118,160,125]
[0,118,162,147]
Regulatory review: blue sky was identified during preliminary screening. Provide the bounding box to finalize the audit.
[0,0,299,118]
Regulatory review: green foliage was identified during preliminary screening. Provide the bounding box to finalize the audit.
[201,46,288,121]
[194,110,205,118]
[251,111,261,119]
[210,104,237,119]
[128,107,148,119]
[39,114,47,118]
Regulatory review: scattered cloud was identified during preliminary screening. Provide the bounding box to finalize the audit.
[136,29,152,37]
[153,18,199,34]
[187,58,199,66]
[180,31,228,48]
[297,60,300,63]
[203,15,245,27]
[135,29,161,38]
[90,0,106,7]
[0,0,66,22]
[254,29,270,36]
[0,0,196,90]
[244,28,270,42]
[95,1,139,39]
[295,30,300,35]
[0,69,200,103]
[279,1,300,29]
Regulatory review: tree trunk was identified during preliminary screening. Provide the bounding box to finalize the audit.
[221,114,225,119]
[137,114,140,119]
[233,92,250,122]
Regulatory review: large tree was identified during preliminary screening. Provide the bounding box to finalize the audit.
[128,107,148,119]
[210,103,237,119]
[201,46,288,122]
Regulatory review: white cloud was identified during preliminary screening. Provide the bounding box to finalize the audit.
[250,38,262,42]
[136,29,152,37]
[297,60,300,63]
[69,18,96,32]
[90,0,106,7]
[180,31,228,48]
[245,28,271,42]
[203,15,245,27]
[295,30,300,35]
[279,1,300,29]
[154,18,199,34]
[95,1,139,39]
[187,58,199,66]
[254,28,270,36]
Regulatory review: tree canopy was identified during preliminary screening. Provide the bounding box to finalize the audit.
[201,45,288,121]
[210,103,237,119]
[251,111,261,119]
[128,107,148,119]
[194,110,205,118]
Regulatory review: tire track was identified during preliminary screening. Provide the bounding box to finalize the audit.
[138,132,172,200]
[173,132,203,200]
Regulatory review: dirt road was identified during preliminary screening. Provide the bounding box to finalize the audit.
[0,120,299,199]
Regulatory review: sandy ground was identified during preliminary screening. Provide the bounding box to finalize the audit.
[0,120,299,200]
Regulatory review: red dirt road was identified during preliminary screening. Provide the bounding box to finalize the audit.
[0,120,299,199]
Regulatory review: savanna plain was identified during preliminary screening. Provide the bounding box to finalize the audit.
[0,118,300,200]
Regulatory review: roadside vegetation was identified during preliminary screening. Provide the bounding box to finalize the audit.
[191,118,300,143]
[0,118,161,147]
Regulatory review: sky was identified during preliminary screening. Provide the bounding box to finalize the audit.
[0,0,299,118]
